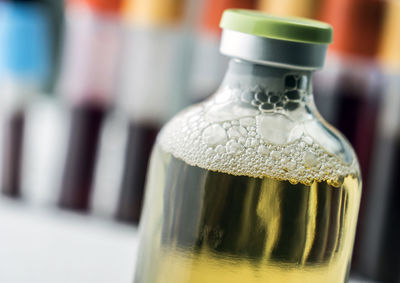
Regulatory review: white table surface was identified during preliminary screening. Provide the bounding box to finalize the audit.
[0,198,377,283]
[0,198,139,283]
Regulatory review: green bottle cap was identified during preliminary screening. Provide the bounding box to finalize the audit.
[220,9,333,45]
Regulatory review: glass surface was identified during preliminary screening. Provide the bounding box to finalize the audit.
[135,59,361,283]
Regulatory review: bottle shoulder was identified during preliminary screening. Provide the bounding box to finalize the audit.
[159,91,360,186]
[301,111,360,173]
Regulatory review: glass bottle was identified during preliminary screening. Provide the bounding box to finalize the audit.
[313,0,385,269]
[313,0,384,213]
[114,0,197,223]
[0,0,51,197]
[134,10,361,283]
[57,0,121,211]
[354,1,400,282]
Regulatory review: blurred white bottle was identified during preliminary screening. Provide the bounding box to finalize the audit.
[92,0,198,224]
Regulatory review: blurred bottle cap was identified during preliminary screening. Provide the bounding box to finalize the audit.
[320,0,385,58]
[379,0,400,69]
[67,0,122,14]
[122,0,186,26]
[201,0,256,34]
[257,0,320,19]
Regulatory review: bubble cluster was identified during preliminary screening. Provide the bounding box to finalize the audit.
[160,105,357,187]
[239,74,308,113]
[159,75,357,187]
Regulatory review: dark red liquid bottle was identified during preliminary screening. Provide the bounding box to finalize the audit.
[57,0,121,211]
[313,0,386,272]
[353,2,400,282]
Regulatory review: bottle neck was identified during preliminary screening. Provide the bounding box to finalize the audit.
[215,59,317,121]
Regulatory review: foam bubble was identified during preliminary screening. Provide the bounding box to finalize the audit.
[159,87,358,187]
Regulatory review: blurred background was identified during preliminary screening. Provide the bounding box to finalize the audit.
[0,0,398,282]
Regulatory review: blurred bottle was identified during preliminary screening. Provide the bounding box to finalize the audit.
[313,0,385,259]
[18,0,65,206]
[257,0,320,18]
[110,0,197,224]
[0,0,51,197]
[57,0,121,211]
[190,0,256,102]
[354,1,400,282]
[315,0,385,176]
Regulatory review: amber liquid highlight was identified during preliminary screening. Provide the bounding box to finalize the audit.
[134,145,361,283]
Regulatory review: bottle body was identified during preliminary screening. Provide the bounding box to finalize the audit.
[352,1,400,280]
[354,72,400,282]
[134,60,361,283]
[57,4,121,211]
[0,1,51,197]
[115,26,182,220]
[115,0,195,223]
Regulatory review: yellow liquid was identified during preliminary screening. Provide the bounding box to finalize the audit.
[134,144,361,283]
